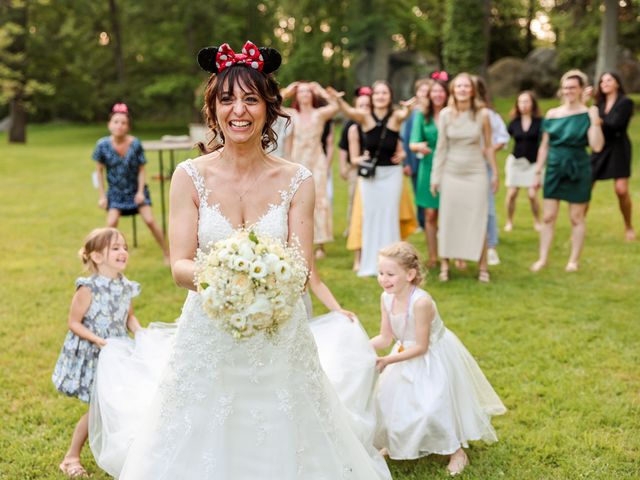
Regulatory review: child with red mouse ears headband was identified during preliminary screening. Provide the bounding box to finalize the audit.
[196,41,288,154]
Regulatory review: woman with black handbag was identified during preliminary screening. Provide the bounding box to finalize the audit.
[329,81,412,276]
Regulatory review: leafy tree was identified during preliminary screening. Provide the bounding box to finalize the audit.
[595,0,617,78]
[489,0,534,62]
[442,0,490,75]
[1,0,53,142]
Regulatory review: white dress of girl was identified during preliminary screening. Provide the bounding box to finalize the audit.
[90,160,391,480]
[303,294,383,473]
[375,288,507,459]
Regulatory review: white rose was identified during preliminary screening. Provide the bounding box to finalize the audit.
[249,260,268,279]
[239,243,256,261]
[263,253,280,269]
[201,287,221,311]
[247,294,273,316]
[272,244,285,257]
[217,247,233,261]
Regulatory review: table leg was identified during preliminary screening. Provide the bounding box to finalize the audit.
[159,150,166,235]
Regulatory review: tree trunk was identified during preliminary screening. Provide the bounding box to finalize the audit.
[7,1,27,143]
[9,95,27,143]
[372,35,391,83]
[525,0,535,54]
[595,0,618,80]
[108,0,125,84]
[481,0,491,77]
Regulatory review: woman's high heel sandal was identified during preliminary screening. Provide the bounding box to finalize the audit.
[478,270,490,283]
[438,270,449,282]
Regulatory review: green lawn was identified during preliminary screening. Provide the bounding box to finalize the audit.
[1,102,639,479]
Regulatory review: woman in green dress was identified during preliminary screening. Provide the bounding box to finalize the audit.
[409,78,449,267]
[531,70,604,272]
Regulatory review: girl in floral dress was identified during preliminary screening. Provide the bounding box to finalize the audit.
[52,228,142,477]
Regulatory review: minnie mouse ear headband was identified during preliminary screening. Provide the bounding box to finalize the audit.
[197,41,281,75]
[354,86,373,97]
[112,103,129,114]
[431,71,449,81]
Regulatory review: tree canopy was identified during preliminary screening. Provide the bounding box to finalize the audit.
[1,0,638,133]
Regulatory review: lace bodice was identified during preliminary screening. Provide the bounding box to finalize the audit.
[110,161,391,480]
[383,289,445,345]
[177,160,312,248]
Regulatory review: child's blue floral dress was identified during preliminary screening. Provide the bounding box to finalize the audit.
[52,275,140,402]
[93,136,151,215]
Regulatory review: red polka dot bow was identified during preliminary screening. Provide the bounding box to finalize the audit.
[216,41,264,73]
[112,103,128,113]
[431,71,449,81]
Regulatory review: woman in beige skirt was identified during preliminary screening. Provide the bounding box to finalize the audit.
[431,73,499,282]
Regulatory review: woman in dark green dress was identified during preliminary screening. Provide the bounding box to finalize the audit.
[409,78,448,267]
[531,70,604,272]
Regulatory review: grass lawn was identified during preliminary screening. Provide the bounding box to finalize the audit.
[1,99,639,479]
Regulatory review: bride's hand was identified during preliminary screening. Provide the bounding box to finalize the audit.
[335,308,357,322]
[375,356,390,373]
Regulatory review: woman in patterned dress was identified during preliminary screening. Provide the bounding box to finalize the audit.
[282,81,339,259]
[93,104,169,262]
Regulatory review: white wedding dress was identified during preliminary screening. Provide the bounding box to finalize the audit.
[90,160,391,480]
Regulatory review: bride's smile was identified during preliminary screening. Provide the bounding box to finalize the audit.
[217,82,266,144]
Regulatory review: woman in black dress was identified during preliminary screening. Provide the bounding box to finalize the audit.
[504,91,543,232]
[590,72,635,241]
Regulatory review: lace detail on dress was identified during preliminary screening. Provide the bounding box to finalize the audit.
[115,161,385,479]
[177,160,209,205]
[281,165,312,205]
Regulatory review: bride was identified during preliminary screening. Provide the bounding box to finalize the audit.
[91,41,391,480]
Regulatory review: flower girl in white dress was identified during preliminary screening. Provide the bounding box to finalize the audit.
[371,242,506,475]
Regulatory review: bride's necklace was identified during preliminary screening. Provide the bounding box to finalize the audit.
[233,171,265,202]
[392,286,416,353]
[224,158,268,202]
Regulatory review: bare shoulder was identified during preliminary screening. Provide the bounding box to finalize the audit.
[545,107,560,119]
[189,150,221,172]
[480,107,491,120]
[267,156,308,179]
[271,155,311,179]
[439,106,452,121]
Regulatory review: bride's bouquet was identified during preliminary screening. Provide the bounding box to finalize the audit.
[195,230,309,339]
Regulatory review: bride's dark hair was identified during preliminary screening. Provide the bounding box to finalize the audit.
[198,65,289,154]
